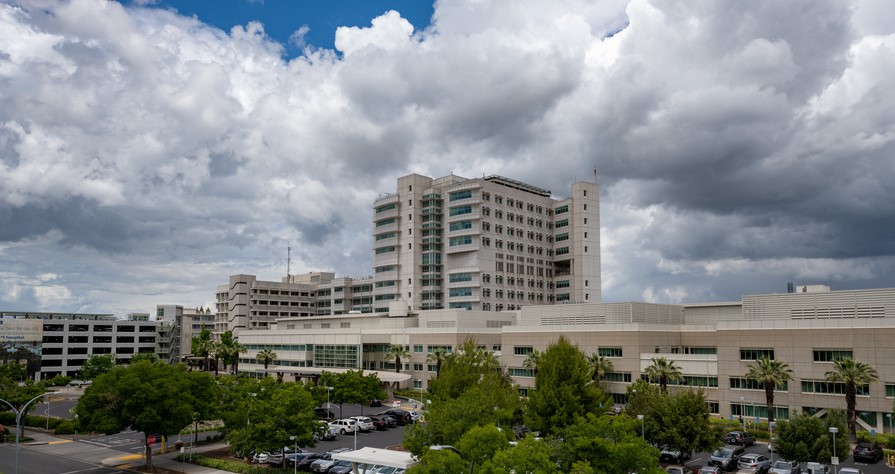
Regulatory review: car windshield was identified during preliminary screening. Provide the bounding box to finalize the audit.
[773,461,791,468]
[713,448,732,457]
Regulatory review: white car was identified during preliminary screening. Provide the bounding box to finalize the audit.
[407,410,420,422]
[330,418,358,434]
[350,416,375,432]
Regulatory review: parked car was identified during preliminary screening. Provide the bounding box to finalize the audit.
[294,453,324,470]
[800,462,831,474]
[725,430,756,447]
[378,414,398,428]
[852,442,884,463]
[267,451,285,466]
[313,421,340,441]
[330,419,358,434]
[838,469,863,474]
[314,407,335,419]
[660,445,691,464]
[769,460,800,474]
[370,398,383,407]
[737,453,772,473]
[367,415,390,430]
[252,452,270,464]
[407,410,420,422]
[310,448,351,473]
[665,466,690,474]
[350,416,375,432]
[709,445,745,471]
[327,460,354,474]
[698,467,723,474]
[286,451,316,467]
[380,409,412,425]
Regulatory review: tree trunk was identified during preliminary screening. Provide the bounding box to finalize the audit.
[846,382,857,439]
[395,356,402,373]
[765,381,775,423]
[145,436,153,469]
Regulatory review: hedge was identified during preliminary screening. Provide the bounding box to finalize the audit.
[174,454,293,474]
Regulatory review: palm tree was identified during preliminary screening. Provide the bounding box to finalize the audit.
[255,348,277,375]
[644,356,683,393]
[384,344,410,373]
[426,347,449,377]
[587,353,615,384]
[217,330,247,375]
[745,356,792,423]
[825,357,879,438]
[191,329,213,372]
[522,350,542,376]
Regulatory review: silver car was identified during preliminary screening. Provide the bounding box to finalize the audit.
[769,460,800,474]
[737,453,771,473]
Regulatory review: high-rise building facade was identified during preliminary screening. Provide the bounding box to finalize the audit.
[371,173,600,312]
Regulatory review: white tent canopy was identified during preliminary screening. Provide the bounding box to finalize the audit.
[332,447,419,469]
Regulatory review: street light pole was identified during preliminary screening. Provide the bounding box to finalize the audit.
[1,392,51,474]
[739,396,745,430]
[326,386,333,410]
[769,421,776,466]
[289,435,297,474]
[637,414,644,439]
[829,426,838,474]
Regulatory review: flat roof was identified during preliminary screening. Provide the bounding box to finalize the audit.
[331,447,418,469]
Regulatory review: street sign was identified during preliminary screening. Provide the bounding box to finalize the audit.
[831,456,838,466]
[148,435,156,446]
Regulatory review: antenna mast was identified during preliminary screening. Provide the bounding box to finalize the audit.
[287,244,292,281]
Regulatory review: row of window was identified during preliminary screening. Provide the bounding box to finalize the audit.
[42,336,155,344]
[43,324,154,332]
[739,348,854,362]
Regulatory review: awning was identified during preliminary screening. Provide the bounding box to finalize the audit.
[262,367,413,383]
[331,447,418,469]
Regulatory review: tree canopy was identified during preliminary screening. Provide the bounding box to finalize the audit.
[79,353,117,380]
[74,361,215,468]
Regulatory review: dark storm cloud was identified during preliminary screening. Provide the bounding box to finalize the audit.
[1,0,894,312]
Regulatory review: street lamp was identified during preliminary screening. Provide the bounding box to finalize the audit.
[829,426,838,474]
[739,396,745,430]
[769,421,776,466]
[430,445,474,474]
[637,414,645,439]
[247,392,257,427]
[326,386,333,409]
[289,435,298,474]
[0,392,50,474]
[887,413,892,434]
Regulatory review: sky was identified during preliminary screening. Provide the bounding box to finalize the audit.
[1,0,895,317]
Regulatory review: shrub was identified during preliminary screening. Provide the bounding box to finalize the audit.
[54,420,76,435]
[175,454,292,473]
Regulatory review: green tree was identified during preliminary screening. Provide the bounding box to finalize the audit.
[226,379,319,458]
[479,434,557,474]
[587,353,614,383]
[773,411,848,464]
[407,447,470,474]
[0,376,47,438]
[320,370,385,418]
[74,361,206,469]
[824,357,879,438]
[525,336,611,436]
[405,339,521,457]
[191,329,213,372]
[649,389,722,460]
[426,347,450,377]
[555,413,663,474]
[643,356,683,393]
[129,352,159,364]
[79,353,117,380]
[523,349,542,376]
[456,424,510,472]
[255,348,277,372]
[385,344,410,374]
[217,330,247,375]
[745,356,792,423]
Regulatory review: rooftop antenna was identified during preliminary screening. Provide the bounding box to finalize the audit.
[286,243,292,282]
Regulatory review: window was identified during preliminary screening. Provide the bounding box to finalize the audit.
[514,346,534,356]
[598,347,623,358]
[739,348,774,360]
[376,217,396,227]
[449,287,473,297]
[555,205,569,214]
[509,368,535,377]
[449,236,473,246]
[556,247,569,255]
[449,220,473,231]
[555,233,569,242]
[555,219,569,228]
[604,372,633,383]
[376,232,397,241]
[375,246,396,254]
[449,273,473,283]
[449,205,472,216]
[376,203,397,213]
[812,349,853,362]
[886,384,895,397]
[450,190,472,201]
[801,379,869,396]
[730,377,788,391]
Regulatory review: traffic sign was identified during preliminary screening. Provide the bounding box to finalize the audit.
[148,435,156,446]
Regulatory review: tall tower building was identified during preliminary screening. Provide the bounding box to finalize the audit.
[371,173,600,312]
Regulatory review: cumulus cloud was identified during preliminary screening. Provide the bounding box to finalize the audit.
[0,0,894,315]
